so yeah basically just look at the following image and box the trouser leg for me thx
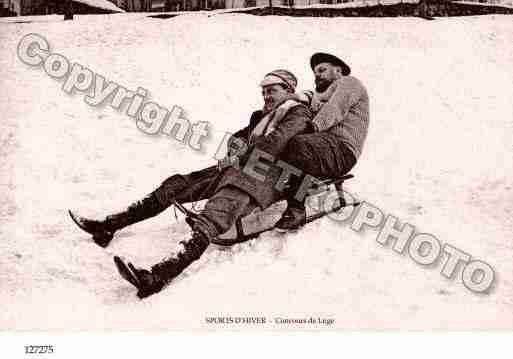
[274,133,356,230]
[281,132,356,180]
[200,186,255,235]
[155,165,221,206]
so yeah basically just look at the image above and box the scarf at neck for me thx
[249,99,301,143]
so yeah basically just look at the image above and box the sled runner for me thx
[174,173,360,246]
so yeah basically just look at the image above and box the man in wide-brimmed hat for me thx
[70,69,313,298]
[274,52,370,230]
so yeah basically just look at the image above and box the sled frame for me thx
[173,173,360,245]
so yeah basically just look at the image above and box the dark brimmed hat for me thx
[310,52,351,76]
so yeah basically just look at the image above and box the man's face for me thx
[262,84,290,112]
[314,62,342,93]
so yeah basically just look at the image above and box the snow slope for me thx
[1,12,512,330]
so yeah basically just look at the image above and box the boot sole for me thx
[113,256,141,288]
[68,210,89,233]
[113,257,164,299]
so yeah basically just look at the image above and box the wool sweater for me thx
[305,76,369,160]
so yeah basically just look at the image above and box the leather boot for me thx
[69,192,167,247]
[114,216,215,298]
[275,174,307,231]
[275,198,306,231]
[69,175,188,247]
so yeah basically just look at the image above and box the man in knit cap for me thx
[274,53,370,230]
[70,69,313,298]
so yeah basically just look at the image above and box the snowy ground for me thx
[1,12,512,331]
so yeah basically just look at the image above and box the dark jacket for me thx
[217,103,312,208]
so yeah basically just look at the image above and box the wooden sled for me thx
[173,174,360,246]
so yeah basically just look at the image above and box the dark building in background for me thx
[1,0,17,16]
[163,0,225,10]
[3,0,123,16]
[110,0,152,11]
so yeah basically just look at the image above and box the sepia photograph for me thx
[1,0,512,347]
